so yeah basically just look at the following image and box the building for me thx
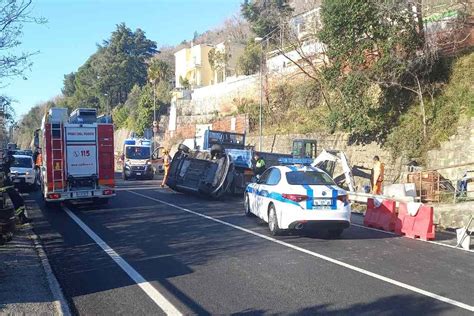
[174,41,246,89]
[174,44,214,89]
[210,41,245,85]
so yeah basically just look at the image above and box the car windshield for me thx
[125,146,150,159]
[286,170,335,185]
[12,157,33,168]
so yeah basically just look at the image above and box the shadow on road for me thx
[233,294,452,315]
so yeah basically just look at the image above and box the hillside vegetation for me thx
[13,0,473,165]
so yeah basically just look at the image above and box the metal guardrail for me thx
[348,191,416,205]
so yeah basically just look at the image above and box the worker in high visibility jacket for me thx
[372,155,384,195]
[35,148,42,168]
[254,153,266,176]
[161,149,171,188]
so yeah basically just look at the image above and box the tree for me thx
[63,23,157,113]
[0,0,45,85]
[241,0,293,40]
[317,0,429,142]
[62,72,76,97]
[147,58,171,86]
[135,84,154,136]
[237,39,262,75]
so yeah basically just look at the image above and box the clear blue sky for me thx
[3,0,242,120]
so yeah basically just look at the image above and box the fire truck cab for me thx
[39,108,115,206]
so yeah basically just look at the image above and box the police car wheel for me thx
[268,205,282,236]
[244,194,253,217]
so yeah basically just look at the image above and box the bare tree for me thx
[0,0,45,85]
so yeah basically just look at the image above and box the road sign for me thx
[152,121,158,127]
[153,127,158,133]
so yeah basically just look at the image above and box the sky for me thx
[3,0,242,120]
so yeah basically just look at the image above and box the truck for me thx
[121,138,155,180]
[38,108,116,206]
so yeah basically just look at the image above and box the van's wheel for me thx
[244,193,253,217]
[268,205,282,236]
[328,228,343,238]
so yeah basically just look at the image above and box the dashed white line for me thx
[128,190,474,313]
[62,206,182,316]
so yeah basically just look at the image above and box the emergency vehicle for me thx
[244,160,351,237]
[122,138,154,180]
[38,108,115,206]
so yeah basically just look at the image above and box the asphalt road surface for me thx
[23,175,474,315]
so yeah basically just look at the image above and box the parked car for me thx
[244,164,351,237]
[10,155,37,190]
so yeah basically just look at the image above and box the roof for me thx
[13,154,33,159]
[274,165,324,173]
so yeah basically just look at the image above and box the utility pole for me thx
[255,37,265,151]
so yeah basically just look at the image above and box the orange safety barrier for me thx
[364,198,397,231]
[397,202,436,241]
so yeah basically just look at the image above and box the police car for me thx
[244,161,351,237]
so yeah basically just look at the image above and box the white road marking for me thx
[62,206,182,316]
[115,186,164,191]
[350,223,474,253]
[128,190,474,312]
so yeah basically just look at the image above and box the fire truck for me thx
[38,108,115,206]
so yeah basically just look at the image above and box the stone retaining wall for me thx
[246,132,403,189]
[434,201,474,229]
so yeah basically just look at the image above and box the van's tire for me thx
[210,144,224,157]
[178,144,190,153]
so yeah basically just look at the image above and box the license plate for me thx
[136,172,142,176]
[313,199,332,206]
[13,179,21,183]
[75,191,90,198]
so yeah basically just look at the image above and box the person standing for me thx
[254,153,266,176]
[161,149,171,188]
[372,155,384,195]
[2,151,31,224]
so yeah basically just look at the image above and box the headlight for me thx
[146,160,152,165]
[26,171,30,175]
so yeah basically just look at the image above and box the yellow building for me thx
[211,41,245,85]
[174,44,214,89]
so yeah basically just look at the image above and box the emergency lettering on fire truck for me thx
[37,108,115,206]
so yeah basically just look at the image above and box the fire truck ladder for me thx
[51,123,65,191]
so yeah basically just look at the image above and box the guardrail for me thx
[348,191,415,205]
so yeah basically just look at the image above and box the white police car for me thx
[244,163,351,237]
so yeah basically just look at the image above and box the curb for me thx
[27,225,71,316]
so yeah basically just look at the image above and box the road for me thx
[23,175,474,315]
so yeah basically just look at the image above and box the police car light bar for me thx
[278,157,314,165]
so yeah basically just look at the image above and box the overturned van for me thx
[166,144,234,199]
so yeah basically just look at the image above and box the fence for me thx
[407,162,474,204]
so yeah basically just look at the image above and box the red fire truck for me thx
[38,108,115,206]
